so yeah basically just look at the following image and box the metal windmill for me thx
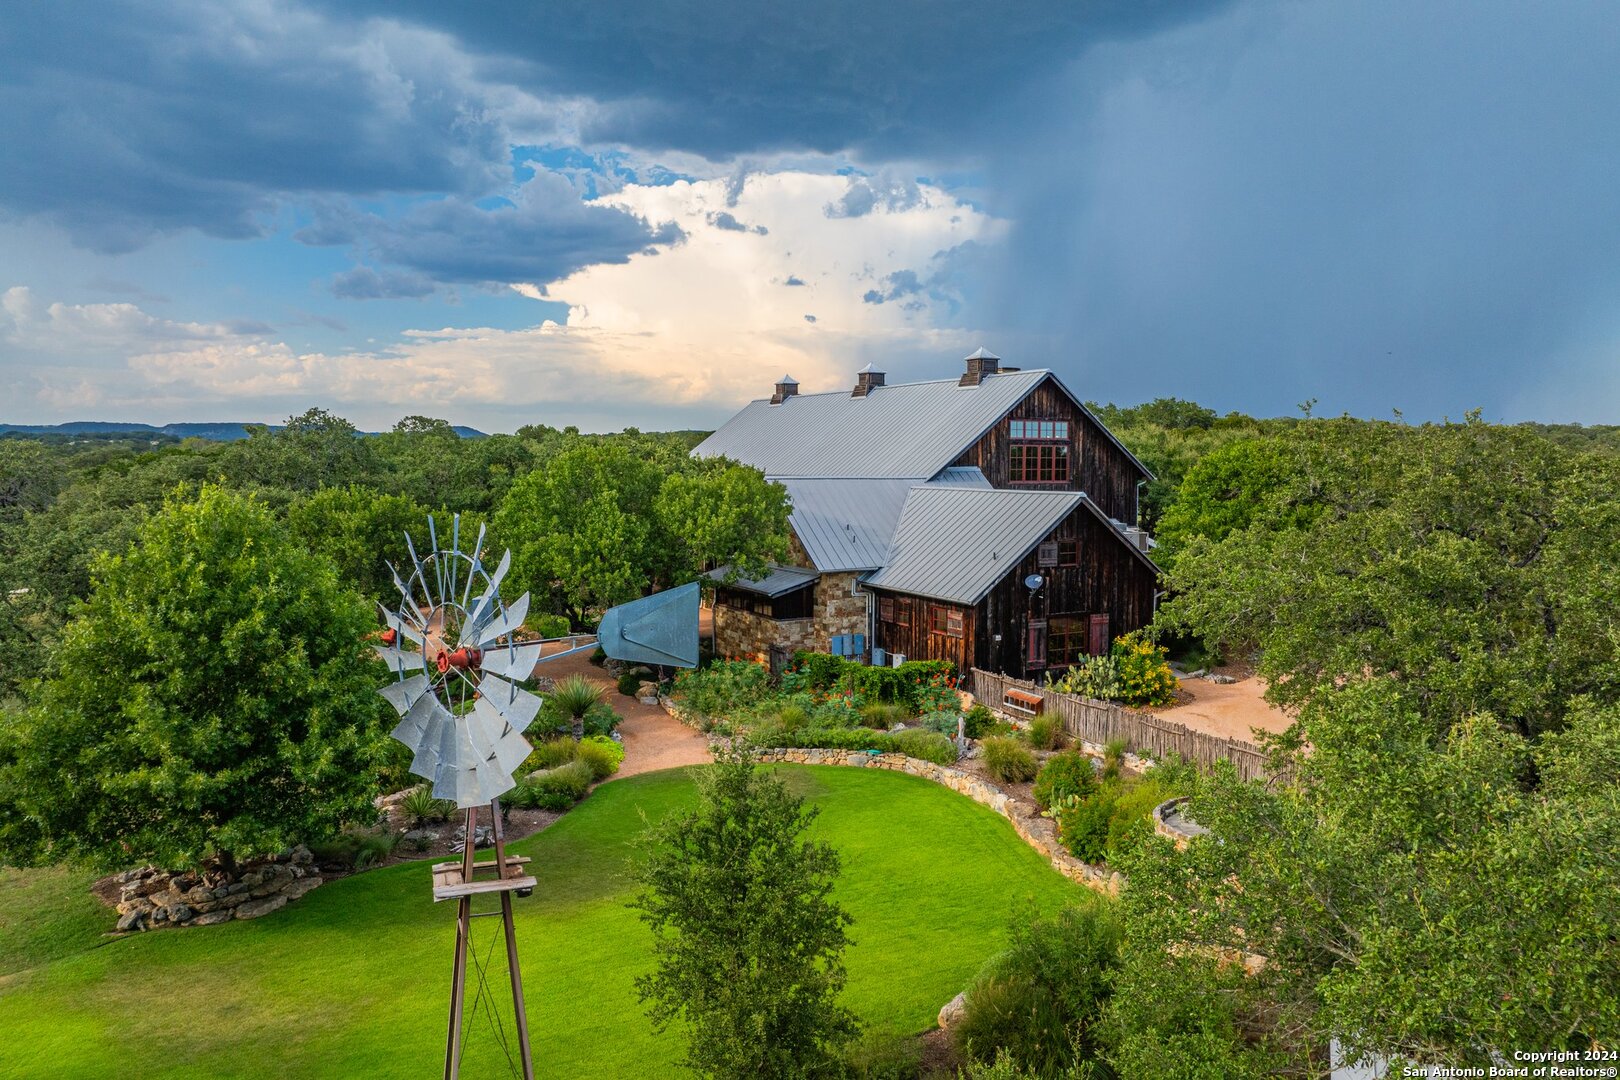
[374,514,702,1079]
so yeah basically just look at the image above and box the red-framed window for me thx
[1009,419,1071,485]
[928,605,964,639]
[1048,615,1086,667]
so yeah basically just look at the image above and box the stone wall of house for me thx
[755,747,1122,896]
[712,572,870,663]
[112,847,323,931]
[814,571,869,645]
[712,606,817,663]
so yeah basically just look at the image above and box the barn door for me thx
[1027,618,1047,670]
[1087,614,1110,657]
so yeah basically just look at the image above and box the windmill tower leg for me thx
[444,807,477,1080]
[489,801,535,1080]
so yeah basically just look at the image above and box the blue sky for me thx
[2,0,1617,432]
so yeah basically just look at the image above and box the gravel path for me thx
[532,642,712,779]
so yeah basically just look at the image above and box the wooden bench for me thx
[1003,688,1044,716]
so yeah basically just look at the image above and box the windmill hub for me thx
[436,647,483,674]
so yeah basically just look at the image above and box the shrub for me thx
[981,736,1038,784]
[314,827,402,870]
[841,1032,922,1079]
[617,670,646,697]
[809,696,863,728]
[920,709,963,735]
[1056,786,1118,863]
[890,729,959,765]
[576,735,625,780]
[589,646,606,666]
[672,659,771,725]
[750,726,895,753]
[512,759,596,811]
[533,613,571,639]
[400,786,454,828]
[1032,752,1097,810]
[545,759,595,799]
[1027,713,1064,751]
[581,700,622,737]
[1112,631,1178,707]
[953,905,1121,1075]
[521,737,577,774]
[784,653,955,712]
[860,701,911,729]
[1102,738,1128,782]
[963,703,996,739]
[353,829,403,869]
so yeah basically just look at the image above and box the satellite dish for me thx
[375,515,542,810]
[1024,574,1044,591]
[597,581,701,668]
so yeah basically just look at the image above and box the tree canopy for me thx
[0,485,389,872]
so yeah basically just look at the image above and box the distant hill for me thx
[0,421,488,441]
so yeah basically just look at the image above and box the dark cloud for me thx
[709,211,767,234]
[330,267,437,300]
[314,0,1228,159]
[985,0,1620,421]
[783,276,807,287]
[298,173,683,286]
[0,0,510,252]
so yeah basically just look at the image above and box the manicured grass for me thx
[0,765,1086,1079]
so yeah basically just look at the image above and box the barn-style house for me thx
[692,350,1159,680]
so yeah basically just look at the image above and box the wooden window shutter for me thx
[1038,541,1058,567]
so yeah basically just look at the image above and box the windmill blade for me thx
[462,549,512,640]
[476,672,543,733]
[478,641,542,681]
[458,523,486,611]
[379,606,426,648]
[379,672,431,716]
[388,562,414,609]
[467,708,532,779]
[391,694,456,782]
[472,699,535,772]
[372,644,426,675]
[469,593,530,649]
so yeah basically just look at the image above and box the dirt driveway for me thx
[532,641,711,778]
[1148,666,1294,743]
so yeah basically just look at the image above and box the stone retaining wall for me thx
[112,847,323,932]
[756,747,1121,896]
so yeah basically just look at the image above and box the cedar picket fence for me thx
[967,668,1274,783]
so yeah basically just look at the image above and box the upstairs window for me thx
[1009,418,1070,484]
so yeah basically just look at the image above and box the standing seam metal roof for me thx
[693,368,1153,481]
[693,370,1050,478]
[778,477,918,571]
[864,488,1084,605]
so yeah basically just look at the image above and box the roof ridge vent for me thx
[959,347,1001,387]
[852,363,885,398]
[770,374,799,405]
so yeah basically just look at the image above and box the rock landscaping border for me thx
[755,747,1122,896]
[111,846,322,932]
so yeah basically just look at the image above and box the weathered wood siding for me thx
[870,595,976,673]
[872,502,1155,679]
[950,374,1144,524]
[972,502,1156,680]
[970,669,1273,782]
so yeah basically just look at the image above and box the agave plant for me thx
[550,673,606,741]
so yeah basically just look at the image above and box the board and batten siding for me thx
[949,375,1143,525]
[872,501,1155,679]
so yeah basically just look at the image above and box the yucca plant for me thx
[550,674,606,741]
[400,786,453,828]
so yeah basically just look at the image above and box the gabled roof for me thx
[693,368,1153,481]
[864,487,1157,605]
[780,468,995,573]
[704,563,819,598]
[779,478,917,572]
[694,369,1049,478]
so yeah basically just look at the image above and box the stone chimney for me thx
[769,375,799,405]
[851,362,885,397]
[959,346,1002,387]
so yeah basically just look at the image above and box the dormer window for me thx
[1009,419,1070,484]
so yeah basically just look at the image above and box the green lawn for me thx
[0,765,1086,1079]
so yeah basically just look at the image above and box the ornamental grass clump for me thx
[1027,713,1065,750]
[890,729,959,765]
[575,735,625,780]
[981,736,1038,784]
